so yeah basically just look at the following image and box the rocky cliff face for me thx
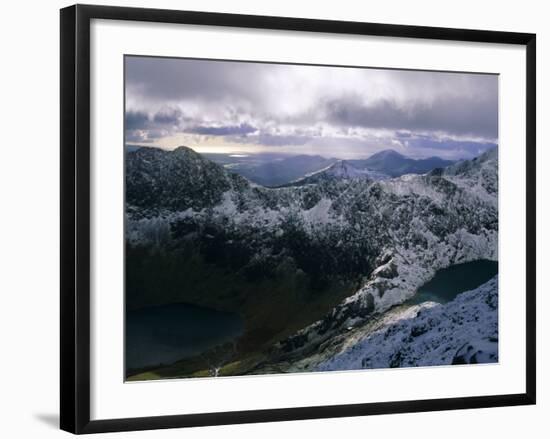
[126,146,498,355]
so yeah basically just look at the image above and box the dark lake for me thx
[126,303,243,371]
[406,260,498,305]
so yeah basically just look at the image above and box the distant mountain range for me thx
[230,149,456,186]
[126,145,457,187]
[269,149,456,186]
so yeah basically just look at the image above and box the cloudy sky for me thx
[125,56,498,159]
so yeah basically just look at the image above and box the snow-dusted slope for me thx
[317,276,498,370]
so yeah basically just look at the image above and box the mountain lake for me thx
[126,303,244,371]
[406,260,498,305]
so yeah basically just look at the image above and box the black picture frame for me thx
[60,4,536,434]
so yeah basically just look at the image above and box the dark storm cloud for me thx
[125,56,267,102]
[186,123,257,136]
[322,93,498,139]
[153,108,182,125]
[126,107,187,143]
[126,109,177,143]
[125,56,499,157]
[125,110,149,130]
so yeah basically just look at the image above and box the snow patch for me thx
[317,276,498,370]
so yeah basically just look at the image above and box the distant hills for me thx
[126,144,143,153]
[227,154,337,187]
[350,149,455,178]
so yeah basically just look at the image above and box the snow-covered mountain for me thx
[126,146,249,214]
[289,160,389,185]
[126,146,498,359]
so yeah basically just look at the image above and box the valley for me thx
[125,146,498,380]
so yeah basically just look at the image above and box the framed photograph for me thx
[60,4,536,434]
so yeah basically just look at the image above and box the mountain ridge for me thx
[126,145,461,186]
